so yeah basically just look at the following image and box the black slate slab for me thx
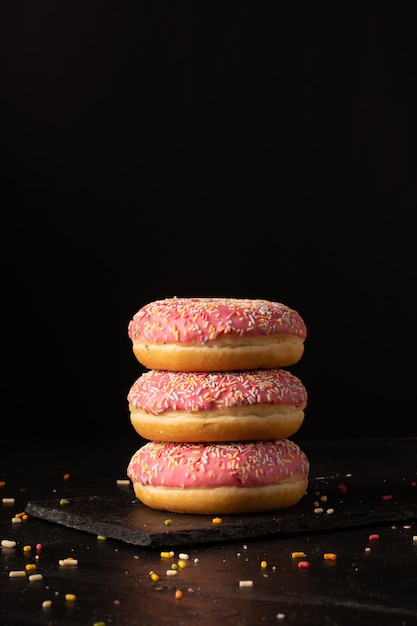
[26,470,417,547]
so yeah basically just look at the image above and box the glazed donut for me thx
[128,297,307,371]
[127,439,310,515]
[128,368,307,442]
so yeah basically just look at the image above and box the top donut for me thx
[128,297,307,371]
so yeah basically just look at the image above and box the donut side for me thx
[130,481,308,515]
[129,405,305,442]
[131,334,305,371]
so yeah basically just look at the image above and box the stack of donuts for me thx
[126,297,310,515]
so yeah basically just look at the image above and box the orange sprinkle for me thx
[175,589,183,599]
[63,473,70,480]
[212,517,223,525]
[323,553,337,561]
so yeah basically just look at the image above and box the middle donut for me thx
[128,368,307,443]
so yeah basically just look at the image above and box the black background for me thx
[1,2,416,441]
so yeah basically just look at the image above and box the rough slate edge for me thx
[26,476,417,548]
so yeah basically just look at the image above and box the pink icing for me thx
[127,439,309,488]
[128,297,307,344]
[128,369,307,415]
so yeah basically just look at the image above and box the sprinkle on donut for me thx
[128,369,307,415]
[128,297,307,344]
[127,439,309,489]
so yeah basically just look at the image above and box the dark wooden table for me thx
[1,438,416,625]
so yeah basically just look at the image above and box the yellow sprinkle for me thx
[177,560,187,569]
[65,594,76,602]
[160,551,175,558]
[260,560,267,569]
[150,572,159,582]
[212,517,223,525]
[175,589,183,599]
[291,551,306,559]
[23,545,32,553]
[324,553,337,560]
[25,563,37,571]
[60,499,69,506]
[97,535,107,541]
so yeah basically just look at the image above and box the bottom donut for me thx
[127,439,309,515]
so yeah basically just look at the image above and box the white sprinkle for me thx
[59,558,78,566]
[326,508,335,515]
[2,498,15,504]
[178,553,189,560]
[1,539,17,548]
[42,600,52,609]
[28,573,44,582]
[314,507,324,514]
[9,570,26,578]
[11,517,23,524]
[277,612,285,619]
[166,569,178,576]
[239,580,253,587]
[116,479,130,485]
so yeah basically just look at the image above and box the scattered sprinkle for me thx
[381,494,392,501]
[97,535,107,541]
[164,519,172,526]
[63,473,70,480]
[297,561,310,569]
[175,589,183,599]
[1,539,17,548]
[369,534,380,542]
[11,517,23,524]
[60,499,69,506]
[261,560,268,569]
[9,570,26,578]
[239,580,254,587]
[65,593,76,602]
[2,497,15,504]
[160,551,175,559]
[291,551,306,559]
[59,558,78,566]
[116,479,130,485]
[212,517,223,525]
[179,552,189,560]
[323,553,337,561]
[25,563,37,571]
[28,573,43,581]
[150,572,159,582]
[42,600,52,610]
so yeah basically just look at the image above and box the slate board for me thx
[26,471,417,547]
